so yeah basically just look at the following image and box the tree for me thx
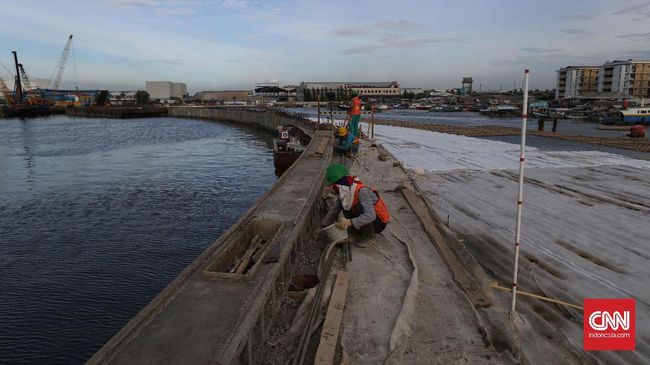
[303,88,311,101]
[135,90,150,105]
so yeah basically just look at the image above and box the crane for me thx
[50,34,73,90]
[0,76,15,105]
[12,50,23,102]
[18,64,32,91]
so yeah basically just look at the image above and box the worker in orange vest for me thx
[345,90,362,138]
[323,163,390,247]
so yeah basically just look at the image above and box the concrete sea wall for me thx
[88,108,332,364]
[169,106,312,133]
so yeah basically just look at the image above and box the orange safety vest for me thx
[350,96,362,116]
[351,183,390,224]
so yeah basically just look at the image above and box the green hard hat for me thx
[350,90,358,97]
[325,163,349,185]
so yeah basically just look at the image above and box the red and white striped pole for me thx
[511,69,529,313]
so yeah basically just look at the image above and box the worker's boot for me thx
[355,224,376,248]
[356,235,375,248]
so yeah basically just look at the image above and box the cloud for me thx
[521,47,563,53]
[105,0,159,6]
[220,0,248,8]
[611,1,650,15]
[489,51,602,68]
[334,17,466,56]
[332,19,421,36]
[339,45,379,55]
[561,28,588,34]
[616,32,650,42]
[144,59,186,65]
[374,20,422,29]
[332,26,368,36]
[156,7,195,15]
[340,36,465,55]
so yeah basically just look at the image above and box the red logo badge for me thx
[584,298,635,351]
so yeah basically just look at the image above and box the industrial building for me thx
[296,81,400,101]
[193,90,252,103]
[597,60,650,98]
[145,81,187,100]
[555,66,599,99]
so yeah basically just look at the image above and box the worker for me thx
[335,126,359,156]
[345,90,362,138]
[323,163,390,247]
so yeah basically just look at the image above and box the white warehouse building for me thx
[145,81,187,100]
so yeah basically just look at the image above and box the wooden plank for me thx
[314,271,350,365]
[234,235,261,274]
[401,187,492,308]
[310,137,330,158]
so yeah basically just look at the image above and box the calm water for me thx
[0,115,275,364]
[291,108,628,138]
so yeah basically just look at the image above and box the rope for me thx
[490,282,583,310]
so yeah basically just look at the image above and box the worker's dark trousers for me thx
[344,211,387,235]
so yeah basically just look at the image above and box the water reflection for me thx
[0,115,275,364]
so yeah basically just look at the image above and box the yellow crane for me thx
[0,76,15,106]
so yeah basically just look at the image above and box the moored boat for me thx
[479,104,520,117]
[601,107,650,125]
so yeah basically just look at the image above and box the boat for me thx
[272,125,310,176]
[430,105,461,112]
[375,103,389,110]
[1,104,64,118]
[479,104,520,117]
[601,107,650,125]
[414,105,432,111]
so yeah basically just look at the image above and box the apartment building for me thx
[597,60,650,98]
[555,66,599,99]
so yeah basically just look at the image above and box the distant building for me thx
[282,85,298,99]
[461,77,473,96]
[597,60,650,98]
[253,83,289,100]
[555,66,599,99]
[145,81,187,100]
[297,81,400,101]
[194,90,252,103]
[401,88,424,95]
[109,91,137,104]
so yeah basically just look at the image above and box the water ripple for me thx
[0,115,275,364]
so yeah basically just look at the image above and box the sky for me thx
[0,0,649,93]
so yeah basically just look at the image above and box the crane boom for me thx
[18,64,32,91]
[51,34,73,90]
[12,51,23,102]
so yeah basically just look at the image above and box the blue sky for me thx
[0,0,649,92]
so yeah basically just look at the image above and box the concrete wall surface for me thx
[169,106,314,134]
